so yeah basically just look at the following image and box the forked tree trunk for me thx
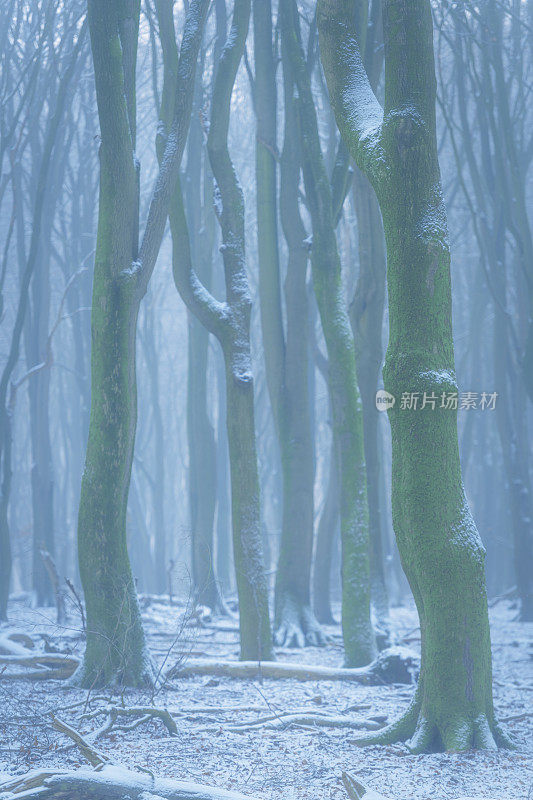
[318,0,513,750]
[160,0,273,660]
[77,0,208,687]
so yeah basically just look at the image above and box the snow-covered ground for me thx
[0,598,531,800]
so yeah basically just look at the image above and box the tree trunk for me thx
[185,84,221,613]
[312,431,339,625]
[350,169,388,628]
[76,0,152,688]
[318,0,512,750]
[165,0,273,660]
[215,346,233,596]
[283,0,375,667]
[77,0,208,686]
[253,0,320,648]
[25,168,56,607]
[0,413,12,621]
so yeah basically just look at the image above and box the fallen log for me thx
[168,647,419,685]
[0,769,504,800]
[0,635,35,657]
[0,653,79,680]
[0,765,264,800]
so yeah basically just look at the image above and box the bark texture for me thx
[77,0,208,687]
[163,0,273,660]
[282,0,375,666]
[318,0,513,750]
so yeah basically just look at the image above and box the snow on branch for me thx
[317,0,385,186]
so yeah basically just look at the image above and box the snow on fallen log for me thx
[0,765,264,800]
[168,647,419,685]
[0,652,79,680]
[0,768,503,800]
[199,711,385,732]
[0,634,35,657]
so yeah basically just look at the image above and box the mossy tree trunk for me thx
[77,0,208,688]
[282,0,375,667]
[318,0,513,750]
[159,0,273,661]
[254,0,322,647]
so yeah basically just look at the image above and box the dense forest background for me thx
[1,0,531,614]
[0,0,532,794]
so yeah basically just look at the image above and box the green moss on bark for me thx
[318,0,514,750]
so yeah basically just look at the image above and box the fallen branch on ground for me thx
[79,704,178,740]
[168,647,419,685]
[501,711,533,722]
[50,716,108,767]
[0,765,263,800]
[199,710,385,732]
[342,773,390,800]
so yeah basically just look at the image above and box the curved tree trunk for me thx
[186,87,221,613]
[164,0,273,661]
[282,0,375,667]
[318,0,512,751]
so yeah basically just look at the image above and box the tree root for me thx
[168,647,418,685]
[0,765,263,800]
[274,597,325,647]
[348,688,517,753]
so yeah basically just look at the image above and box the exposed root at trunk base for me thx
[274,596,325,647]
[349,689,517,753]
[69,650,158,691]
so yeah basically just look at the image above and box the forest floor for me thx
[0,596,531,800]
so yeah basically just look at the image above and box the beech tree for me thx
[282,0,376,667]
[318,0,513,749]
[158,0,274,661]
[76,0,209,687]
[253,0,322,648]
